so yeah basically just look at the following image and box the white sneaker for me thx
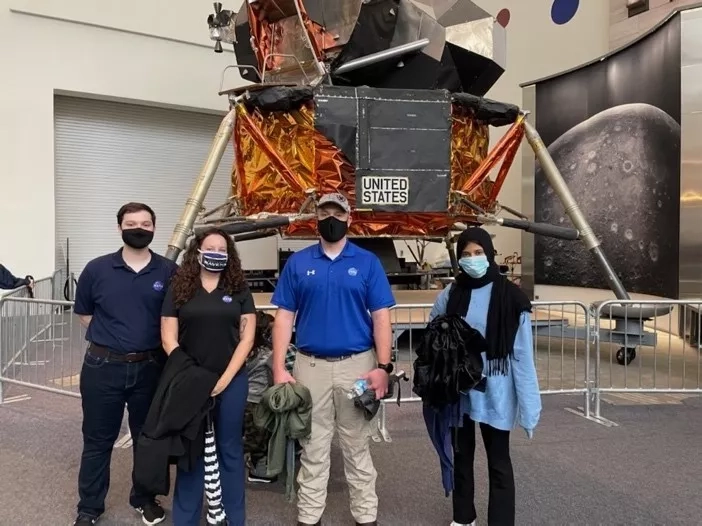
[450,522,476,526]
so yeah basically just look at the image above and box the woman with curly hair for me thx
[161,227,256,526]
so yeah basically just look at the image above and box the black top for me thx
[74,249,178,353]
[161,282,256,376]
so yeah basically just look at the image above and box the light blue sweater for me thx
[428,282,542,432]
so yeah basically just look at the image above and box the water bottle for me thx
[347,379,368,399]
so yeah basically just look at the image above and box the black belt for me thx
[297,349,366,362]
[88,343,159,363]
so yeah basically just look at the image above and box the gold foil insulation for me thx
[232,102,522,238]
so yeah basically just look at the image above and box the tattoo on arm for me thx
[239,317,248,336]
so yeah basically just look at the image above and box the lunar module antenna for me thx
[207,2,237,54]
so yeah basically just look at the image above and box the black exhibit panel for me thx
[533,14,682,298]
[315,86,452,213]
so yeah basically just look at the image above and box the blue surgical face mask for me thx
[458,255,490,279]
[198,250,228,272]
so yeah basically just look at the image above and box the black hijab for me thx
[445,227,532,375]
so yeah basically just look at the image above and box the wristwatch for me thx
[377,362,394,374]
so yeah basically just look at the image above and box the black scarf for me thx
[445,228,532,376]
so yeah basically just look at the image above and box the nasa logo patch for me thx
[222,295,233,304]
[348,267,358,277]
[152,281,164,292]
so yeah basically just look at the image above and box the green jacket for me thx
[254,382,312,499]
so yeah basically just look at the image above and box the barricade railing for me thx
[0,274,64,402]
[592,299,702,419]
[2,296,700,426]
[0,297,82,402]
[0,274,54,300]
[385,300,591,400]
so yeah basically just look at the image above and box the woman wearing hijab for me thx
[428,227,542,526]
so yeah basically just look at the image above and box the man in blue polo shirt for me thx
[72,202,178,526]
[271,192,396,526]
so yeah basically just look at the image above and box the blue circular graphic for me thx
[551,0,579,25]
[222,295,233,303]
[152,281,164,292]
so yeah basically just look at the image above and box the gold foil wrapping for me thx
[232,102,522,238]
[245,0,327,80]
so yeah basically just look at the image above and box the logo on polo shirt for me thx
[348,267,358,277]
[306,270,316,276]
[222,295,233,303]
[152,281,164,292]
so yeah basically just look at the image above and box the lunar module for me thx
[165,0,631,306]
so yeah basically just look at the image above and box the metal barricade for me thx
[0,297,83,402]
[0,275,63,401]
[5,295,701,430]
[592,299,702,419]
[378,300,592,439]
[388,300,591,398]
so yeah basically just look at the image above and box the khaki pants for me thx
[293,350,378,524]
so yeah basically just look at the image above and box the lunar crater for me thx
[534,103,681,297]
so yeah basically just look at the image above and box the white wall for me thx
[610,0,700,49]
[0,0,246,278]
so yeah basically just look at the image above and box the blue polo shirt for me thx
[74,249,178,353]
[271,241,396,357]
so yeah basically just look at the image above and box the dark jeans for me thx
[173,370,248,526]
[452,417,515,526]
[77,350,162,518]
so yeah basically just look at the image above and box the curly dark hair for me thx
[170,227,247,307]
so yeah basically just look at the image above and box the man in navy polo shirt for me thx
[271,192,396,526]
[72,202,178,526]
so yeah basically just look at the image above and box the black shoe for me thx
[248,471,278,483]
[135,501,166,525]
[73,514,98,526]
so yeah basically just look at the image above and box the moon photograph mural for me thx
[532,15,682,298]
[535,103,681,297]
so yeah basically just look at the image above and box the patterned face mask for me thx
[198,250,228,272]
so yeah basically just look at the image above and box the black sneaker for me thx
[73,514,98,526]
[248,470,278,483]
[135,501,166,525]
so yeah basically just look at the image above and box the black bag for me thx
[412,314,488,410]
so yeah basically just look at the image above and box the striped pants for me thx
[172,370,248,526]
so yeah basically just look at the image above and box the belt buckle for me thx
[329,354,349,362]
[124,352,141,363]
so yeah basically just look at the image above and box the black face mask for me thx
[318,217,348,243]
[121,228,154,249]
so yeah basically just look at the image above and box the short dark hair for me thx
[117,202,156,226]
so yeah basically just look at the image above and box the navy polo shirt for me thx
[271,241,396,357]
[74,249,178,353]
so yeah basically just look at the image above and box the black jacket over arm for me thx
[134,347,219,497]
[0,264,30,290]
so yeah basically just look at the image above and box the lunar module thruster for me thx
[165,0,631,308]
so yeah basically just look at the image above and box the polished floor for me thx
[0,386,700,526]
